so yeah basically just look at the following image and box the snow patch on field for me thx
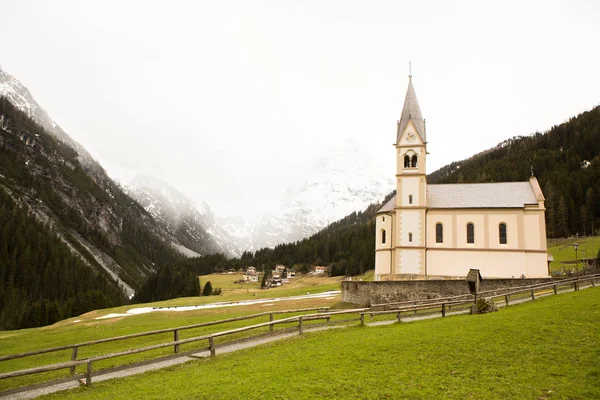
[94,291,341,320]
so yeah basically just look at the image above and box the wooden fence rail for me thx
[371,292,474,309]
[0,306,330,364]
[0,308,363,390]
[483,275,598,303]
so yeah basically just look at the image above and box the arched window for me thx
[404,155,410,168]
[408,195,413,204]
[408,232,413,242]
[499,223,507,244]
[436,223,443,243]
[381,229,386,244]
[411,155,418,167]
[467,223,474,244]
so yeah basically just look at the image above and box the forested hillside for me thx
[0,188,125,329]
[429,106,600,237]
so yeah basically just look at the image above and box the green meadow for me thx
[38,287,600,400]
[547,235,600,273]
[0,273,346,391]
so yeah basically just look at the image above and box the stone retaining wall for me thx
[341,278,559,307]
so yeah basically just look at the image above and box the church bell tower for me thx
[394,73,427,275]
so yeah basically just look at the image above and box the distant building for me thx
[313,266,327,274]
[269,276,282,287]
[375,75,548,280]
[243,267,259,283]
[275,265,286,272]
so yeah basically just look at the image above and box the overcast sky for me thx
[1,0,599,217]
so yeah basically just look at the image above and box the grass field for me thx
[0,272,349,391]
[547,235,600,273]
[38,287,600,400]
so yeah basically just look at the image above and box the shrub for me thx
[476,297,498,314]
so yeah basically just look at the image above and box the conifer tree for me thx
[557,196,569,238]
[585,188,595,229]
[202,281,213,296]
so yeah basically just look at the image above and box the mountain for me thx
[0,67,211,329]
[126,175,240,257]
[221,139,395,250]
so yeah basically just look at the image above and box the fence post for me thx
[553,285,557,295]
[208,336,216,357]
[505,294,509,306]
[575,278,580,291]
[396,312,402,323]
[269,313,274,332]
[298,316,304,334]
[85,360,93,385]
[441,303,446,318]
[360,313,365,325]
[70,347,78,375]
[531,289,535,300]
[413,301,417,314]
[591,278,595,287]
[173,330,179,354]
[326,315,331,324]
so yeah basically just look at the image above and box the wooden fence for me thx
[1,274,598,396]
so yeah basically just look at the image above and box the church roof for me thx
[397,78,426,143]
[427,182,539,208]
[377,181,540,213]
[378,195,396,213]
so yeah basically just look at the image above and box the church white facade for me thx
[375,76,549,280]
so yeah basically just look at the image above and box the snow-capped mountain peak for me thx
[221,139,394,250]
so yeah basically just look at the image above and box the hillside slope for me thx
[0,186,125,330]
[126,175,239,258]
[0,97,183,294]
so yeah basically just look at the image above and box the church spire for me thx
[396,73,425,144]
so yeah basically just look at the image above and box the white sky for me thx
[1,0,599,217]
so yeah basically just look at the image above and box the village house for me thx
[313,266,327,275]
[243,267,259,283]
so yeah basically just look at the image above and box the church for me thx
[375,75,549,280]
